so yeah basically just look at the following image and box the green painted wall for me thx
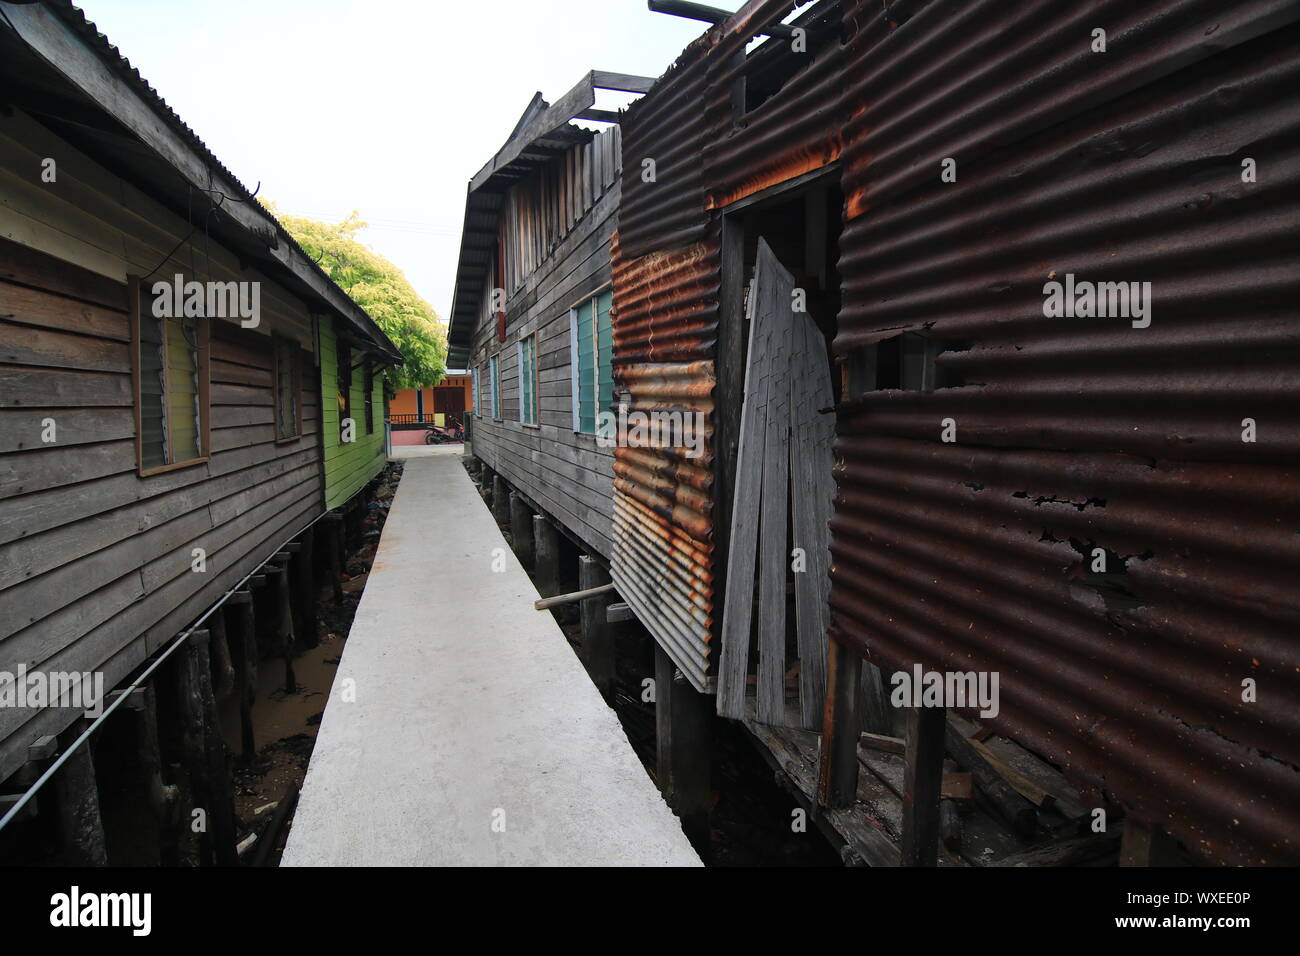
[319,316,388,511]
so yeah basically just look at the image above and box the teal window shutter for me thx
[576,298,596,433]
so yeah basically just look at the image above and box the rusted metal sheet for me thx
[618,31,717,258]
[610,231,720,363]
[702,0,844,209]
[829,0,1300,864]
[609,364,718,689]
[610,232,720,691]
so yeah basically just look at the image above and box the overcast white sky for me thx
[79,0,708,322]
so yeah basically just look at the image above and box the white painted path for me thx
[283,450,700,866]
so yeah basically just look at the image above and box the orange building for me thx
[389,373,474,426]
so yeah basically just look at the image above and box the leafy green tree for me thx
[268,205,447,390]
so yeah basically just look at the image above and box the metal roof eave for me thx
[1,1,404,365]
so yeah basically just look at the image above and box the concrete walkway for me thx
[283,450,700,866]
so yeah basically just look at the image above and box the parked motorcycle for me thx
[424,418,465,444]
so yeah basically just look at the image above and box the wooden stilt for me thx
[655,644,711,853]
[120,683,179,866]
[208,603,235,701]
[269,555,297,694]
[578,556,615,694]
[491,476,510,527]
[817,638,863,808]
[228,591,258,763]
[509,492,533,569]
[532,515,561,598]
[295,527,318,648]
[900,705,946,866]
[324,514,344,603]
[175,629,239,866]
[52,735,108,866]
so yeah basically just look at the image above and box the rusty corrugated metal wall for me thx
[613,0,1300,863]
[612,1,849,691]
[610,231,720,689]
[830,0,1300,864]
[702,0,844,210]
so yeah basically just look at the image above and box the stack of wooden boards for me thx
[718,241,835,730]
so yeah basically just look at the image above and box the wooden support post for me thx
[900,705,947,866]
[655,644,711,852]
[324,514,344,603]
[578,556,615,694]
[133,682,180,866]
[509,493,533,569]
[175,629,239,866]
[817,638,863,808]
[269,556,297,694]
[861,662,892,736]
[940,758,962,852]
[533,515,561,598]
[52,736,108,866]
[207,601,235,701]
[491,476,510,527]
[228,591,258,763]
[294,527,318,648]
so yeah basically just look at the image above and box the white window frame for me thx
[517,333,539,427]
[488,353,501,420]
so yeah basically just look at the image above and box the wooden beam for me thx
[590,70,656,94]
[534,580,616,611]
[576,107,623,124]
[900,706,946,866]
[944,720,1038,839]
[817,638,862,808]
[646,0,795,39]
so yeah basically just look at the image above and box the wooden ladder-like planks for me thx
[718,239,833,729]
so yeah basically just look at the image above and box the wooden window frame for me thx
[272,333,303,444]
[518,331,540,428]
[337,338,353,443]
[129,276,211,477]
[364,362,375,435]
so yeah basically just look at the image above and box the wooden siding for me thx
[470,128,621,559]
[0,250,321,784]
[319,316,387,511]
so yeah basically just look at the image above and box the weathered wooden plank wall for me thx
[0,108,325,783]
[470,127,622,558]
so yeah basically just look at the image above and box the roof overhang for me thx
[0,1,403,364]
[446,70,651,367]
